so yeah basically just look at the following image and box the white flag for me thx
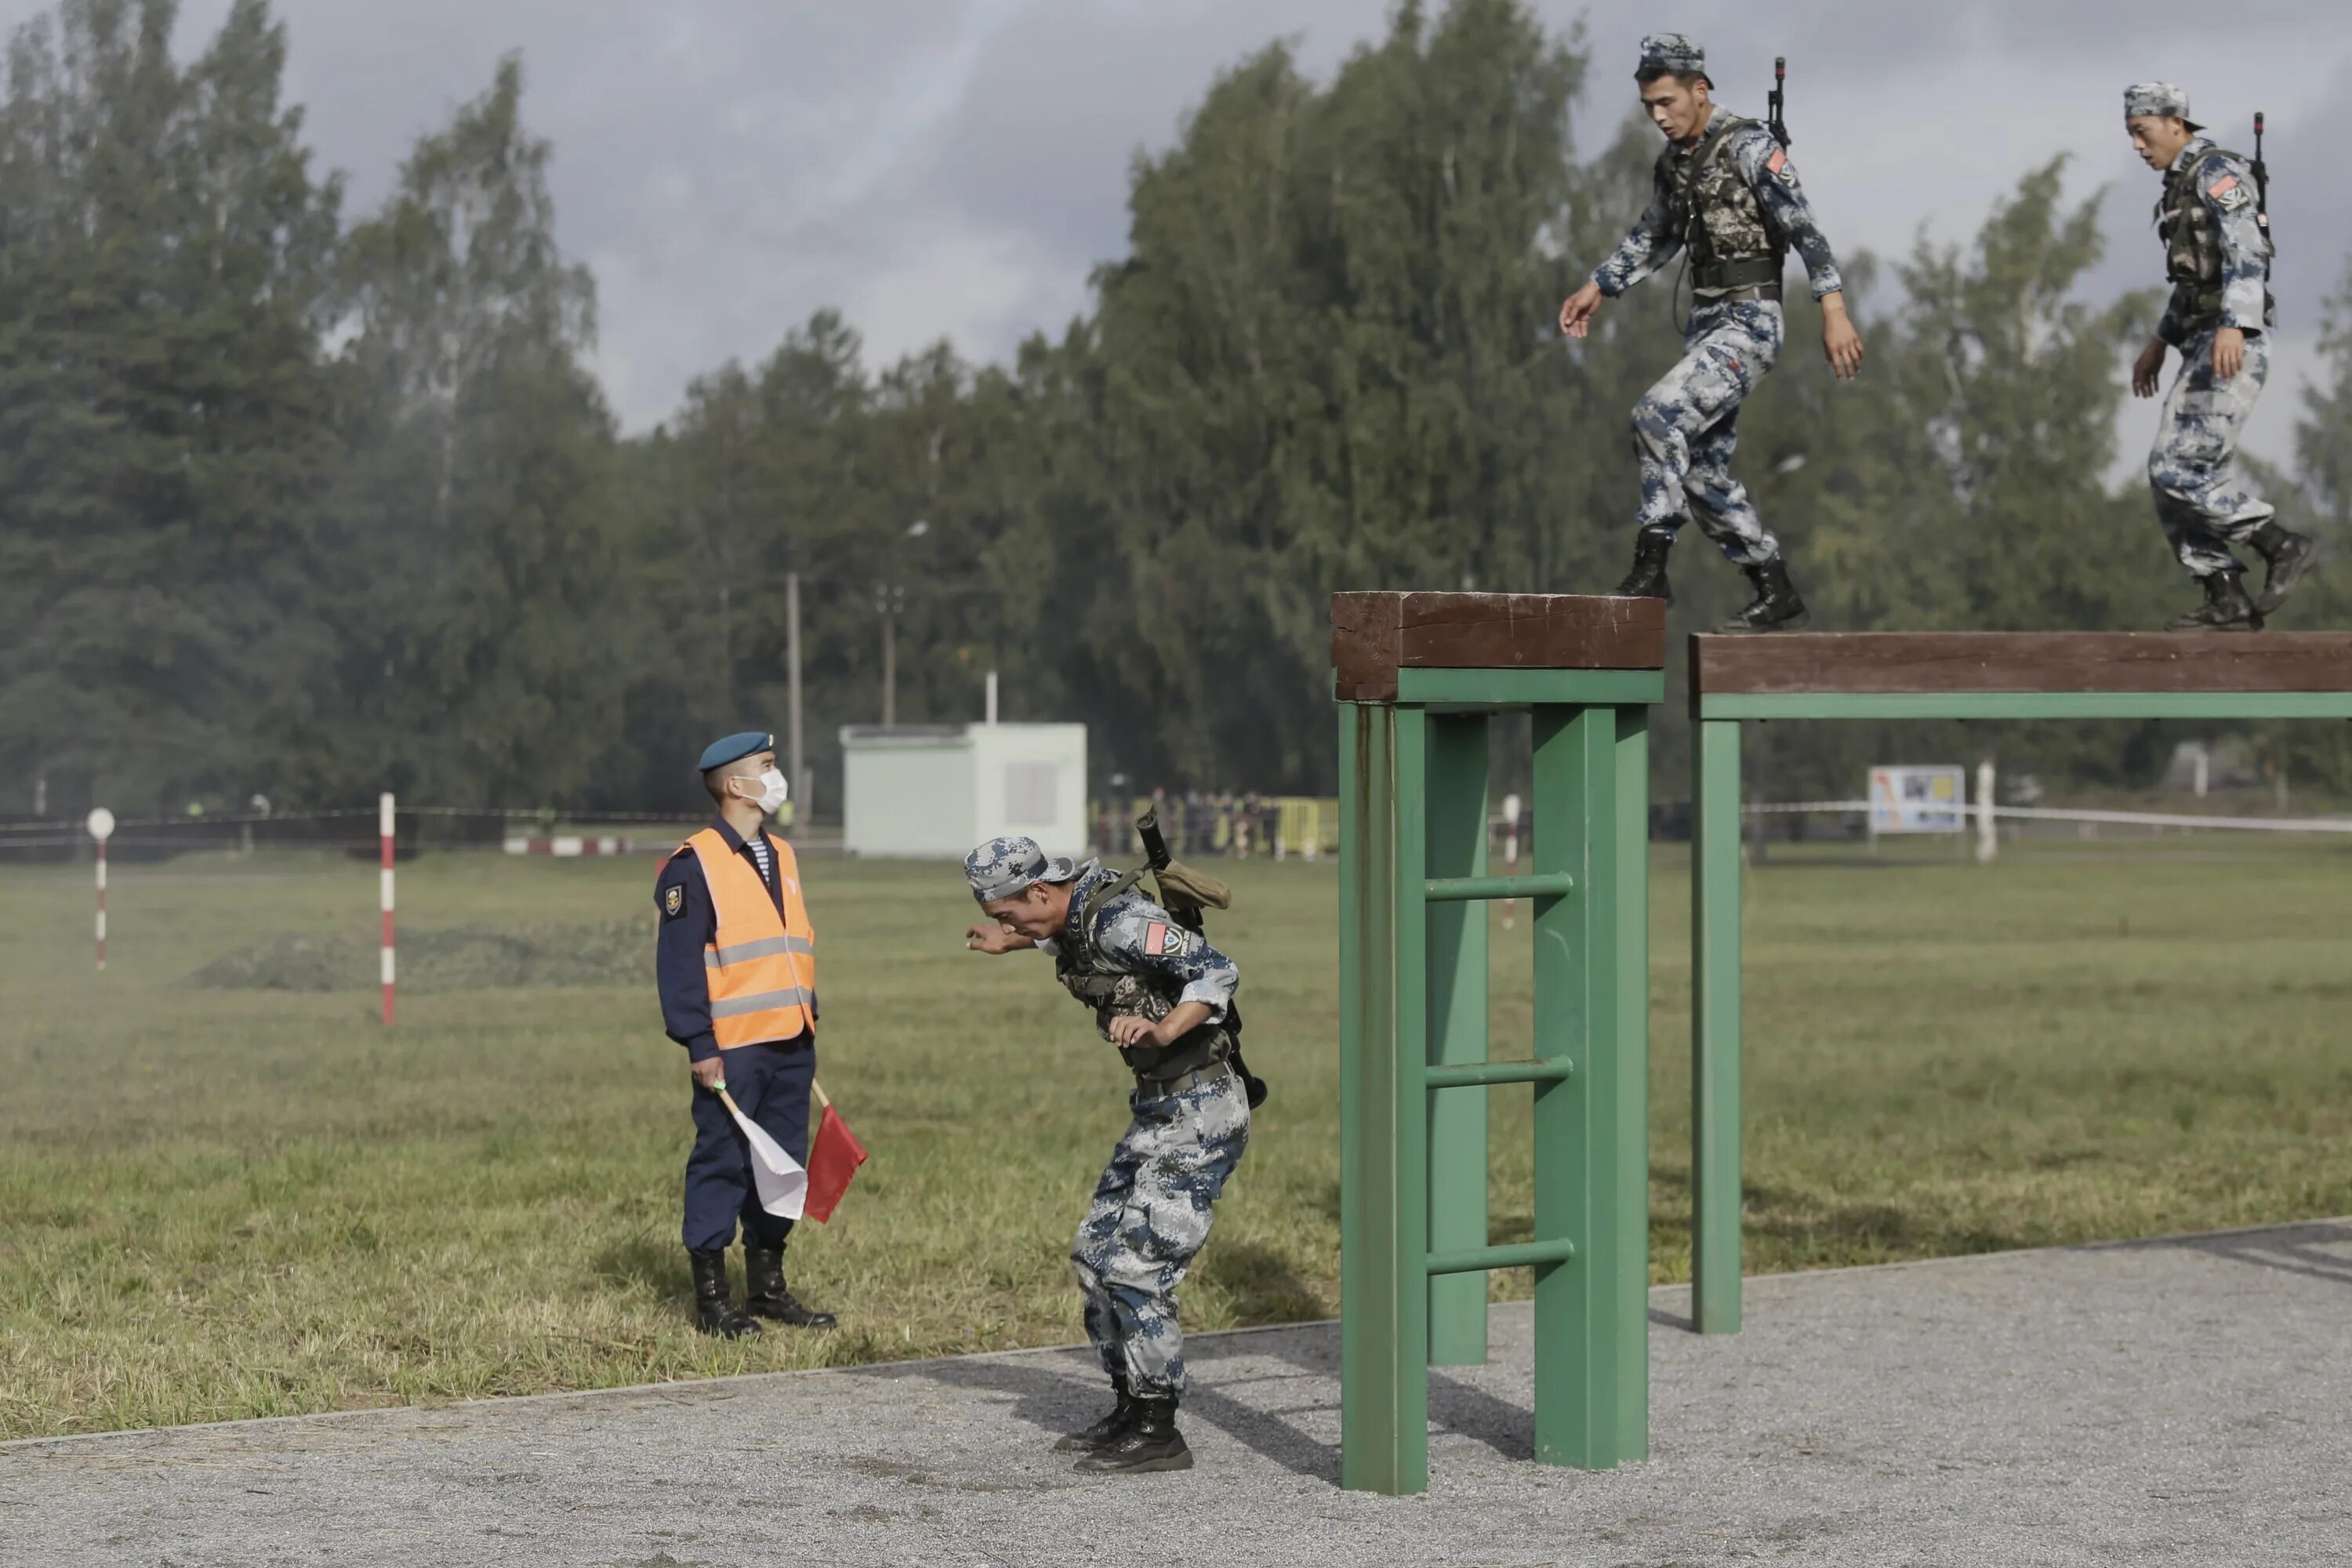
[724,1093,807,1220]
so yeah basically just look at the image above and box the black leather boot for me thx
[1072,1395,1192,1474]
[743,1244,837,1329]
[1613,529,1675,601]
[1717,556,1809,633]
[2249,521,2317,614]
[689,1248,761,1339]
[1054,1374,1136,1454]
[2167,569,2263,631]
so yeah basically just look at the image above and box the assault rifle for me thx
[2252,111,2273,273]
[1136,805,1265,1109]
[1769,56,1791,150]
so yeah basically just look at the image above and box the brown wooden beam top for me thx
[1690,631,2352,699]
[1333,591,1666,702]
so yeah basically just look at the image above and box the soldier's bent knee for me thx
[2148,456,2202,503]
[1632,401,1678,453]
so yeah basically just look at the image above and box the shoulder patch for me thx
[2209,174,2250,212]
[663,884,686,919]
[1766,146,1790,182]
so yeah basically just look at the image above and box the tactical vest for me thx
[1054,868,1236,1082]
[670,829,817,1049]
[1662,113,1784,299]
[2157,146,2275,332]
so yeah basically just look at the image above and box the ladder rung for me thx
[1425,1056,1573,1089]
[1425,1238,1577,1276]
[1423,872,1574,902]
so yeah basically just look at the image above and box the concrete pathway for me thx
[4,1220,2348,1566]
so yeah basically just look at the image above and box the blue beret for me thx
[697,731,775,772]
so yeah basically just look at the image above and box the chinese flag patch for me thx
[1767,147,1787,176]
[1145,921,1167,956]
[2208,174,2238,198]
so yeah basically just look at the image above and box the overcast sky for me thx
[13,0,2350,466]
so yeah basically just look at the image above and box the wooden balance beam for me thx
[1684,630,2352,1337]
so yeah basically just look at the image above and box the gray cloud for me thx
[5,0,2347,466]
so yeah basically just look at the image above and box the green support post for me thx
[1690,717,1742,1334]
[1528,704,1645,1468]
[1334,590,1666,1494]
[1612,706,1652,1456]
[1528,706,1588,1466]
[1425,713,1490,1367]
[1339,701,1428,1495]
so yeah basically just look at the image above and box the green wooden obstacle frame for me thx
[1333,591,1666,1495]
[1687,630,2352,1336]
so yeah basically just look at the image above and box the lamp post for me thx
[877,583,904,725]
[879,519,930,726]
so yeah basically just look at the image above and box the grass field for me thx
[4,837,2350,1441]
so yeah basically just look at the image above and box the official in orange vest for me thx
[655,731,836,1338]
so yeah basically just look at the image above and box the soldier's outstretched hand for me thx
[2132,338,2168,398]
[1820,296,1864,379]
[1559,281,1604,339]
[965,922,1030,955]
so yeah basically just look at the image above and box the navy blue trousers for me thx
[684,1038,815,1252]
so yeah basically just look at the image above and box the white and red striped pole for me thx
[87,808,115,969]
[379,792,396,1025]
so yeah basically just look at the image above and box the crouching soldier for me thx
[963,835,1250,1475]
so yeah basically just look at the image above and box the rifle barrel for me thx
[1135,808,1171,873]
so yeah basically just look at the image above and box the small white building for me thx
[839,722,1088,860]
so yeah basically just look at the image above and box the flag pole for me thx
[812,1080,833,1111]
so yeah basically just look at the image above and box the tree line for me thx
[5,0,2352,823]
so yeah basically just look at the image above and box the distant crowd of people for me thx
[1094,790,1316,861]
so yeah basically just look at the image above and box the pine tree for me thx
[0,0,343,815]
[329,55,633,807]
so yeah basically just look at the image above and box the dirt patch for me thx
[187,920,648,993]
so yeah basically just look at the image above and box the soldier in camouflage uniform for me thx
[963,834,1249,1475]
[2125,82,2315,630]
[1561,34,1865,633]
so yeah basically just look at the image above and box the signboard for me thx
[1868,765,1965,834]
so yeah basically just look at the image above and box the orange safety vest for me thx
[673,827,816,1050]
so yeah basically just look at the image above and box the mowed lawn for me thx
[4,838,2350,1439]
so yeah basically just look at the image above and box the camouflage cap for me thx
[2124,82,2204,132]
[964,835,1079,902]
[1638,34,1707,78]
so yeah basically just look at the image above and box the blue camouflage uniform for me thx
[965,836,1248,1403]
[2136,82,2278,579]
[1593,103,1846,567]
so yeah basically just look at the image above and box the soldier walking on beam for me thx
[1562,34,1864,634]
[2125,83,2315,630]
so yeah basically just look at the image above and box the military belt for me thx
[1136,1060,1236,1098]
[1693,255,1784,300]
[1693,281,1784,303]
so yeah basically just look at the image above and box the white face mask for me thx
[736,768,789,815]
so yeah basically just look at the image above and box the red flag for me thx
[804,1103,868,1223]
